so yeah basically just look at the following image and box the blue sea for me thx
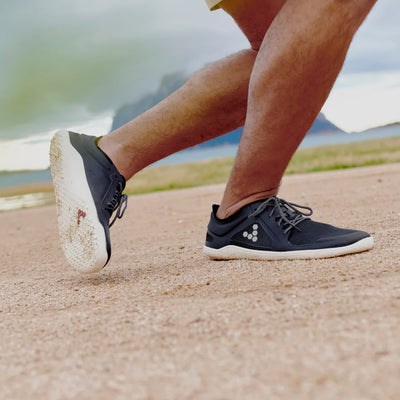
[1,125,399,191]
[153,125,400,167]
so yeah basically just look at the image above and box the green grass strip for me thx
[124,136,400,195]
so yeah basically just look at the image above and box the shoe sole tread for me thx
[50,130,108,273]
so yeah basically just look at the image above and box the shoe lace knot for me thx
[106,180,128,227]
[249,197,313,234]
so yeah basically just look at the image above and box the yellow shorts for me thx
[205,0,223,11]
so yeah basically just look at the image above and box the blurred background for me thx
[0,0,399,171]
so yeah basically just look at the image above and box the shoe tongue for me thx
[276,206,310,240]
[284,208,298,220]
[269,202,295,220]
[249,199,271,213]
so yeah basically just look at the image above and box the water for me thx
[153,125,400,166]
[0,125,399,211]
[0,192,54,212]
[0,169,52,189]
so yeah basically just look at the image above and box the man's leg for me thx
[216,0,377,218]
[98,0,286,180]
[98,50,255,179]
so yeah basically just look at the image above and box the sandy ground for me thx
[0,164,399,400]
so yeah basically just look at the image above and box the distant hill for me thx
[308,113,343,134]
[111,72,344,149]
[111,72,187,131]
[362,122,400,133]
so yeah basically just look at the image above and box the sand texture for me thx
[1,164,400,400]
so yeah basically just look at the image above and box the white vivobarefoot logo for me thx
[243,224,259,243]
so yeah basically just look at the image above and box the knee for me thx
[221,0,286,51]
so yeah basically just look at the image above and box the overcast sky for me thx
[0,0,399,169]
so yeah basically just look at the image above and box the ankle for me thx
[97,136,133,180]
[216,189,278,219]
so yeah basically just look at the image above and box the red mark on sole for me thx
[77,209,87,226]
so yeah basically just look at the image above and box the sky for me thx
[0,0,399,170]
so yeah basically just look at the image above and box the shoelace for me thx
[249,197,313,234]
[106,181,128,227]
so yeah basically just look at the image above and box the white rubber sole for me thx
[50,130,108,273]
[204,236,374,260]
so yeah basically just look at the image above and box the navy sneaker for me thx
[204,197,373,260]
[50,130,128,273]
